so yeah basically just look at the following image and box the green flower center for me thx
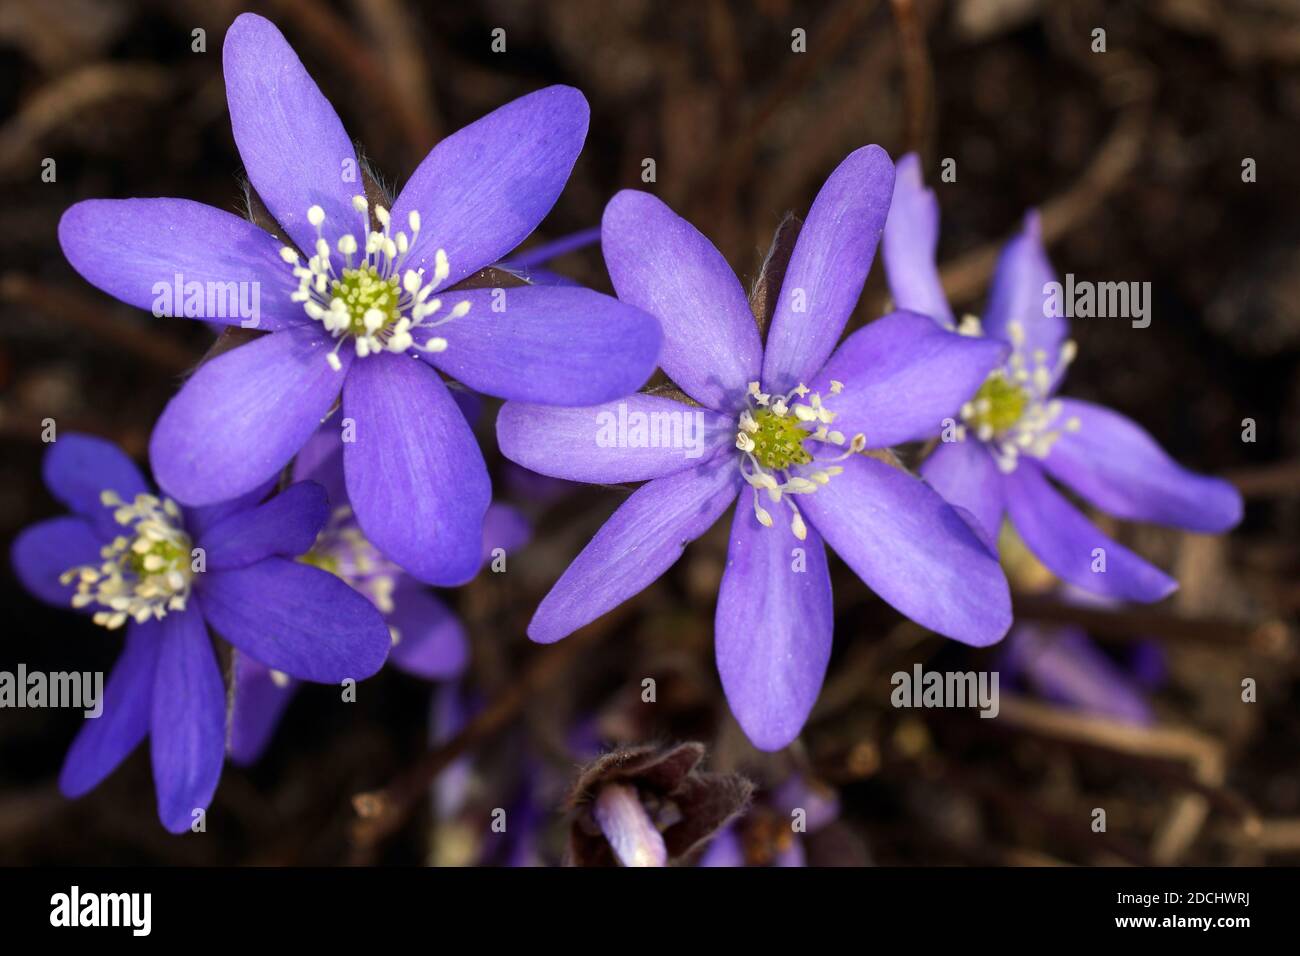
[968,373,1029,435]
[749,408,814,471]
[331,265,402,336]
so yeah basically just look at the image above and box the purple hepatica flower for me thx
[498,146,1014,751]
[10,434,390,832]
[57,13,659,588]
[228,423,530,764]
[884,153,1243,602]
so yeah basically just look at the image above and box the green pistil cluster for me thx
[750,409,813,471]
[125,538,188,578]
[331,265,401,335]
[968,373,1029,435]
[298,549,341,577]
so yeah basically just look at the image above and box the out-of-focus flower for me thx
[229,423,530,765]
[499,146,1013,751]
[883,153,1243,601]
[699,774,860,867]
[10,433,390,831]
[58,12,660,587]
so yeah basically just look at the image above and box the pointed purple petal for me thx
[920,439,1006,546]
[228,651,297,766]
[392,86,589,286]
[150,605,225,833]
[58,199,306,331]
[982,211,1067,372]
[223,13,358,255]
[601,190,761,410]
[419,286,661,405]
[715,506,833,751]
[800,455,1011,646]
[497,396,733,484]
[44,432,149,536]
[762,145,896,393]
[1042,399,1242,532]
[150,326,345,506]
[290,423,349,507]
[529,456,741,643]
[59,621,161,798]
[811,311,1006,446]
[183,478,278,539]
[198,481,329,570]
[343,353,491,586]
[882,153,954,328]
[12,516,105,608]
[198,557,391,681]
[386,584,468,680]
[1003,462,1178,602]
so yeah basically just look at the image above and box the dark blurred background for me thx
[1,0,1298,865]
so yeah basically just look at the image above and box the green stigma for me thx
[749,409,813,471]
[125,538,188,578]
[331,265,401,335]
[968,373,1029,435]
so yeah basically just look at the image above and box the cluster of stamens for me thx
[60,491,194,630]
[735,380,865,540]
[953,316,1081,472]
[282,196,471,370]
[299,506,403,644]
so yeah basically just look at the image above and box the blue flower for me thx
[883,153,1243,601]
[10,433,391,832]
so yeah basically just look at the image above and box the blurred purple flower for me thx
[699,774,843,867]
[57,12,660,587]
[229,423,531,764]
[498,146,1014,751]
[10,433,390,832]
[884,153,1243,602]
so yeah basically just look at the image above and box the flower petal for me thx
[762,145,896,393]
[149,325,345,506]
[981,211,1067,371]
[483,503,531,560]
[58,199,305,331]
[386,583,468,680]
[290,423,349,507]
[392,86,590,287]
[198,481,329,570]
[800,454,1011,646]
[1003,462,1178,602]
[183,478,278,539]
[715,505,833,751]
[920,439,1006,546]
[223,13,358,255]
[601,190,761,411]
[1002,624,1153,726]
[198,556,391,682]
[1042,398,1243,532]
[228,652,297,766]
[59,621,161,798]
[11,516,105,608]
[882,153,954,328]
[811,311,1006,446]
[419,286,661,405]
[528,455,741,643]
[497,395,733,484]
[44,432,149,536]
[150,605,225,833]
[343,353,491,585]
